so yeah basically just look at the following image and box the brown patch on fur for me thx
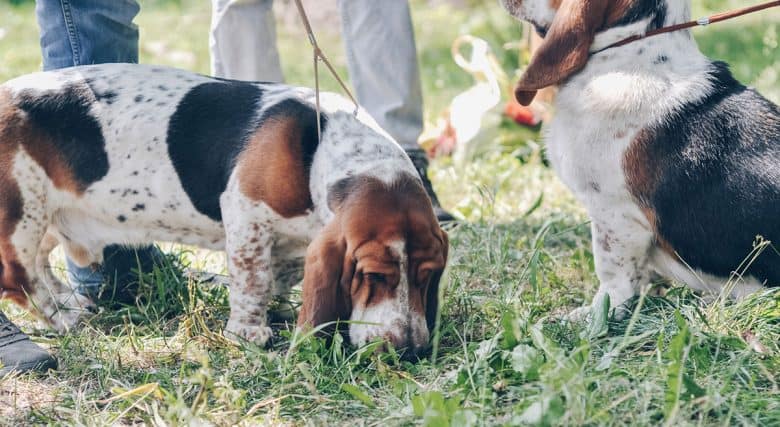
[236,116,313,218]
[623,129,659,200]
[0,88,86,194]
[62,241,93,268]
[624,128,677,259]
[0,89,31,305]
[605,0,635,26]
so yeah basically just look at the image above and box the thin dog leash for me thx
[600,1,780,52]
[293,0,359,143]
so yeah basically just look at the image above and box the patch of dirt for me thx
[0,376,61,423]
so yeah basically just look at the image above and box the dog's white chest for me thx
[545,112,634,204]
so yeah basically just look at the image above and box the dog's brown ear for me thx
[297,221,354,331]
[515,0,610,105]
[425,230,449,331]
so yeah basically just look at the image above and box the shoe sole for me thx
[0,358,57,376]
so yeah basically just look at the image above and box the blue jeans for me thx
[36,0,159,298]
[36,0,140,70]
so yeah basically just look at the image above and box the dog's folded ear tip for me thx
[514,86,538,106]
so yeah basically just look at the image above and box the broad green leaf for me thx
[341,383,375,408]
[510,344,543,379]
[516,395,565,427]
[664,310,691,420]
[581,293,610,341]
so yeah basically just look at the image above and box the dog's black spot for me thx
[614,0,666,30]
[167,80,265,221]
[132,171,139,176]
[167,80,324,222]
[94,89,118,104]
[84,78,118,105]
[654,55,669,64]
[167,81,263,221]
[629,62,780,285]
[15,82,109,189]
[132,203,145,212]
[157,85,168,91]
[117,215,127,222]
[134,94,144,103]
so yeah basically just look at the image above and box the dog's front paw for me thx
[224,320,273,347]
[48,294,96,333]
[566,305,592,323]
[566,295,630,324]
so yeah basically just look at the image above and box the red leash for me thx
[601,1,780,51]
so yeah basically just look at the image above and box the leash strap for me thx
[602,0,780,51]
[293,0,359,143]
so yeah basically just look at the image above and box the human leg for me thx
[35,0,164,299]
[338,0,453,221]
[209,0,284,82]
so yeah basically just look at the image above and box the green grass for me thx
[1,0,779,425]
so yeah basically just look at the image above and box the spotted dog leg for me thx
[2,152,92,332]
[33,230,95,331]
[570,212,655,321]
[223,220,276,346]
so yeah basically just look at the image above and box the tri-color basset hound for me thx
[0,64,448,354]
[501,0,780,316]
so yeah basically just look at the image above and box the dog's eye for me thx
[365,272,387,284]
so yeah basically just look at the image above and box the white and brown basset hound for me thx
[0,64,448,355]
[501,0,780,316]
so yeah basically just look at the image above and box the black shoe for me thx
[89,245,169,305]
[71,245,184,306]
[0,311,57,375]
[406,149,456,222]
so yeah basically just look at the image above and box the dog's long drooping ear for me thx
[425,230,449,332]
[297,222,354,331]
[515,0,610,105]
